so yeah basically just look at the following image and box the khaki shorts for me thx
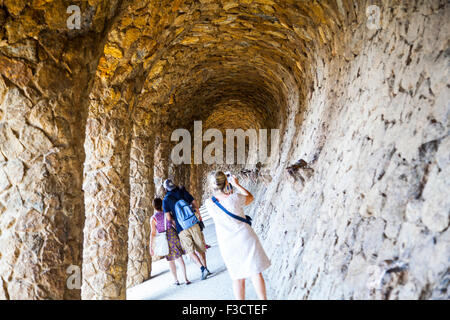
[178,223,205,254]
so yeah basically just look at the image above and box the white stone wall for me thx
[246,2,449,300]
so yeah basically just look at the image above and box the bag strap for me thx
[163,212,167,232]
[211,196,251,226]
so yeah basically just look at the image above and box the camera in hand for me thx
[225,171,233,192]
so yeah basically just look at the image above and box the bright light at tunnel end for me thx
[170,121,280,165]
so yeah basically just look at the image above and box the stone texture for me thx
[126,129,154,288]
[0,0,122,300]
[238,2,450,300]
[82,96,133,299]
[0,0,448,300]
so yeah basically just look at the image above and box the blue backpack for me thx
[171,196,199,230]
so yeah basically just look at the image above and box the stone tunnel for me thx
[0,0,448,300]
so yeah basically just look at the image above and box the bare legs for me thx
[251,273,267,300]
[232,279,246,300]
[189,251,206,269]
[232,273,267,300]
[168,257,189,284]
[177,257,189,283]
[168,260,178,283]
[198,251,207,269]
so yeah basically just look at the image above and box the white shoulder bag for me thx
[153,213,169,256]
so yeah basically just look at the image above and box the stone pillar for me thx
[126,130,154,288]
[154,129,170,198]
[0,35,114,300]
[189,164,204,203]
[82,96,132,300]
[182,164,191,188]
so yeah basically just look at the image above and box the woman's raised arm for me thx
[229,176,254,205]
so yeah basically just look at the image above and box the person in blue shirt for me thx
[162,179,211,280]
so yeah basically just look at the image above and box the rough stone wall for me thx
[126,127,153,288]
[245,2,449,300]
[0,0,447,301]
[80,0,173,297]
[0,0,121,299]
[82,81,134,299]
[154,127,171,198]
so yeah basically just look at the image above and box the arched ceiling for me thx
[91,0,361,135]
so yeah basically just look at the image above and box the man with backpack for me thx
[162,179,211,280]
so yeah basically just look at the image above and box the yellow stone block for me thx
[172,0,184,12]
[254,0,276,5]
[260,5,275,14]
[44,1,67,29]
[133,15,148,28]
[148,60,167,79]
[104,43,123,59]
[31,0,53,9]
[212,16,235,25]
[97,57,119,79]
[200,35,216,43]
[180,37,200,45]
[122,28,141,48]
[173,14,186,27]
[310,2,327,24]
[318,26,327,43]
[175,27,184,37]
[120,16,133,28]
[4,0,27,16]
[266,30,287,39]
[223,1,239,11]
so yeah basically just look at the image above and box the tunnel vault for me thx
[0,0,448,300]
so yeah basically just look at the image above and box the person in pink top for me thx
[150,198,191,285]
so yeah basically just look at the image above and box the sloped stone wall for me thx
[245,2,449,300]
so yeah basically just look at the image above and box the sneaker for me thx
[201,268,208,280]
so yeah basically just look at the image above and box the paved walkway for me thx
[127,219,273,300]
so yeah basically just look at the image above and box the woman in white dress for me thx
[205,171,270,300]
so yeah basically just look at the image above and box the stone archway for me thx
[0,0,448,300]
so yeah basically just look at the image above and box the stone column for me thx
[82,96,132,300]
[0,33,115,300]
[189,164,204,203]
[182,164,191,188]
[126,129,154,288]
[154,128,170,198]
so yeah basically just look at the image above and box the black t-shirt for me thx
[162,187,195,233]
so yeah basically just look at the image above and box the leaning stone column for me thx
[82,94,132,299]
[190,164,203,202]
[154,128,170,198]
[126,128,154,288]
[182,164,191,188]
[0,18,120,299]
